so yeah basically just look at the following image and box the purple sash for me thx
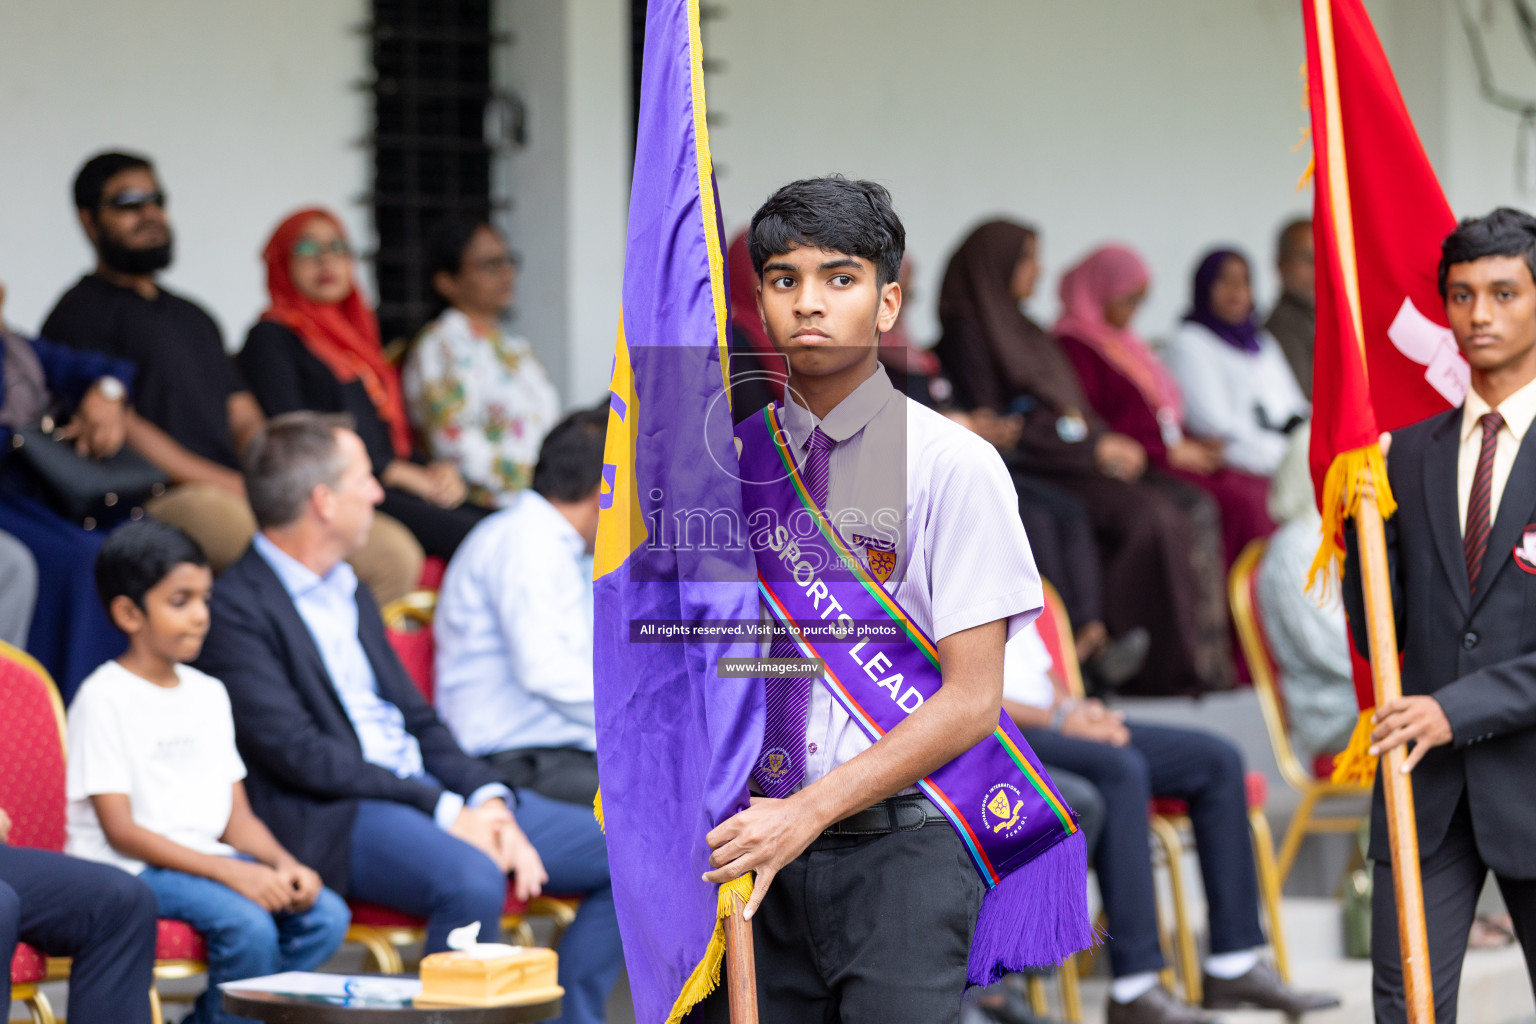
[736,406,1095,981]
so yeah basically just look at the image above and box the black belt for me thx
[822,795,946,836]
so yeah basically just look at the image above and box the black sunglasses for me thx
[101,189,167,213]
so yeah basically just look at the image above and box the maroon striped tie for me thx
[1465,411,1505,595]
[753,427,836,798]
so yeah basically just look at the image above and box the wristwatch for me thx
[94,376,126,401]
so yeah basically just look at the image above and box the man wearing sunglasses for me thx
[40,152,420,603]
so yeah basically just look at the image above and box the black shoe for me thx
[1106,985,1221,1024]
[1201,961,1340,1015]
[1084,627,1151,690]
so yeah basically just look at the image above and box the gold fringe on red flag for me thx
[1308,443,1394,786]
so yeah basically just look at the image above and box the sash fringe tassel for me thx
[1330,709,1378,786]
[967,829,1100,987]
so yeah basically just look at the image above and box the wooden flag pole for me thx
[724,889,760,1024]
[1355,490,1435,1024]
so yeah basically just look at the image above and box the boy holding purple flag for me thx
[698,176,1092,1022]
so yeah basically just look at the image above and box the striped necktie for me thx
[1465,410,1504,596]
[753,426,835,798]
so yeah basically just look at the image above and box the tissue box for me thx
[414,947,562,1008]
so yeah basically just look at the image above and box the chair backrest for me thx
[0,641,68,851]
[1035,581,1086,700]
[1228,539,1314,792]
[383,591,437,703]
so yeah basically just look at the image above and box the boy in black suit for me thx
[1346,208,1536,1022]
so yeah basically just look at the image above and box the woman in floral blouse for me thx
[404,221,561,507]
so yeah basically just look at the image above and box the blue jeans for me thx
[140,862,350,1024]
[349,790,622,1024]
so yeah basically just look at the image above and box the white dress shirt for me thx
[434,491,597,756]
[254,534,508,826]
[773,366,1043,789]
[1457,375,1536,535]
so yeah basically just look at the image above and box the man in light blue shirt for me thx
[436,407,605,806]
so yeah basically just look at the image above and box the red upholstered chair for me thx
[0,640,207,1024]
[1038,586,1290,1006]
[1229,539,1370,886]
[383,590,437,702]
[11,941,53,1024]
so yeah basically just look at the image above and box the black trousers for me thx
[1022,722,1266,977]
[689,817,984,1024]
[485,746,600,807]
[1373,794,1536,1023]
[1012,473,1104,632]
[0,844,159,1024]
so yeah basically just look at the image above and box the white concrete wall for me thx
[706,0,1536,351]
[497,0,629,409]
[0,0,371,347]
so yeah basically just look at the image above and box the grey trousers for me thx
[0,529,37,649]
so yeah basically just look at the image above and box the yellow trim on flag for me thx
[666,874,756,1024]
[686,0,732,400]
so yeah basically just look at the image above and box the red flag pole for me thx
[1353,497,1435,1022]
[723,890,759,1024]
[1309,0,1434,1018]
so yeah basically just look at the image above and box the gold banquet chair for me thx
[1228,539,1370,886]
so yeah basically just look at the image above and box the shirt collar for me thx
[253,532,358,603]
[780,364,897,450]
[519,490,586,555]
[1462,373,1536,445]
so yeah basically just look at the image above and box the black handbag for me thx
[10,425,167,528]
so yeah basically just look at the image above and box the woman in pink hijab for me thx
[1054,245,1275,569]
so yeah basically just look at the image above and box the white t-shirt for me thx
[66,661,247,875]
[1001,622,1058,711]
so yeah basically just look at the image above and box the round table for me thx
[222,988,562,1023]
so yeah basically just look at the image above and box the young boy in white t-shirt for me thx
[66,521,349,1024]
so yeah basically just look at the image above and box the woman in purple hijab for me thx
[1164,249,1310,480]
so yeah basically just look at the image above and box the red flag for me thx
[1303,0,1460,782]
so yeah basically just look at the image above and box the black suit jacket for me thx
[1344,407,1536,877]
[195,545,504,892]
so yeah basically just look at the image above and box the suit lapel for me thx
[1423,415,1470,614]
[242,551,352,724]
[1474,428,1536,612]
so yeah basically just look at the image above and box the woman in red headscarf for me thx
[1054,245,1275,569]
[239,209,492,558]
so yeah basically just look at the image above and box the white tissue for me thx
[444,920,524,959]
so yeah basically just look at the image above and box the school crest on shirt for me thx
[981,782,1028,839]
[757,747,792,781]
[852,533,897,583]
[1515,526,1536,575]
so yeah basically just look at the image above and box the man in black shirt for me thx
[43,152,420,601]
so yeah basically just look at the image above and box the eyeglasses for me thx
[466,254,518,274]
[101,189,167,213]
[291,238,353,260]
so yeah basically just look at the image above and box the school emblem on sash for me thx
[853,533,898,583]
[758,747,791,781]
[981,782,1028,838]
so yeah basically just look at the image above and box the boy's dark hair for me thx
[747,175,906,287]
[532,404,610,503]
[1438,207,1536,298]
[425,219,503,319]
[74,151,155,211]
[95,519,208,612]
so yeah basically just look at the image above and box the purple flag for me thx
[592,1,761,1021]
